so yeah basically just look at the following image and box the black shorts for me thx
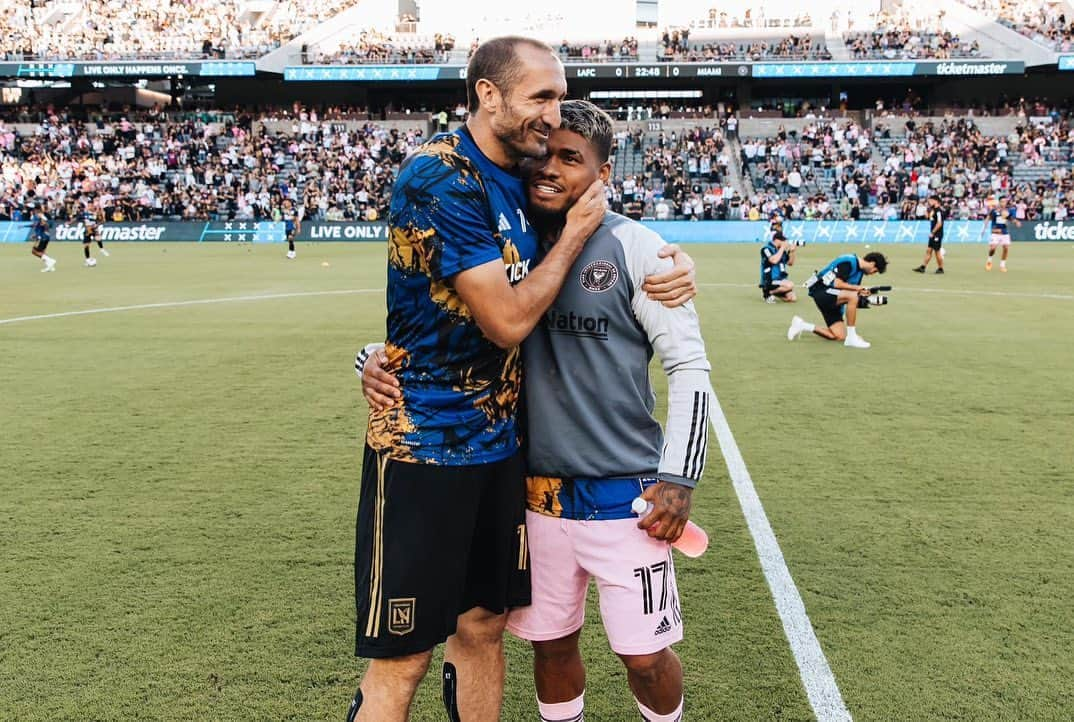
[354,444,530,659]
[810,288,844,328]
[32,237,49,252]
[928,234,943,250]
[764,279,791,297]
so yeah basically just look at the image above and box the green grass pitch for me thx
[2,240,1072,720]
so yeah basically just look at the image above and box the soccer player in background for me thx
[347,40,695,722]
[787,251,888,349]
[29,204,56,272]
[985,195,1020,272]
[80,199,109,266]
[913,196,944,274]
[360,100,709,722]
[282,198,301,259]
[760,214,797,302]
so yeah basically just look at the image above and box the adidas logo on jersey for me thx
[654,616,672,635]
[497,213,511,232]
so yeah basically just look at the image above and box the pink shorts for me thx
[989,234,1011,247]
[507,510,683,655]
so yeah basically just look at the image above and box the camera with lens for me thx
[858,285,892,309]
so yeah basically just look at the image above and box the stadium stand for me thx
[307,31,451,64]
[607,120,745,221]
[957,0,1074,51]
[741,114,1074,221]
[0,0,358,60]
[0,107,426,223]
[845,8,980,59]
[557,38,640,63]
[660,29,830,61]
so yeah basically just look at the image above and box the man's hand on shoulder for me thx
[643,244,697,307]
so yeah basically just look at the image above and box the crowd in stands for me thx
[845,9,980,59]
[607,122,747,221]
[3,98,1071,226]
[959,0,1073,51]
[687,7,814,30]
[0,0,357,60]
[660,28,829,61]
[741,115,1074,221]
[557,38,639,62]
[0,105,426,224]
[309,32,453,65]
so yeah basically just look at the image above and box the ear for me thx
[474,78,502,114]
[599,161,612,184]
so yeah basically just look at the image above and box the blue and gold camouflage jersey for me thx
[527,476,660,521]
[366,127,538,465]
[989,207,1012,234]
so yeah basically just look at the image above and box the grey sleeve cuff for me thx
[657,472,698,489]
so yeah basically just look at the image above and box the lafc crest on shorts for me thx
[388,598,416,635]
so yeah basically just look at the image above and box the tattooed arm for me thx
[636,481,695,543]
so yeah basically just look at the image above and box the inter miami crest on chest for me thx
[580,260,619,293]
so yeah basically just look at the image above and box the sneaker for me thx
[844,335,871,349]
[912,266,926,273]
[43,259,56,272]
[84,258,97,267]
[787,315,806,341]
[286,251,296,259]
[935,268,944,274]
[765,295,777,304]
[1000,265,1007,273]
[985,260,993,271]
[99,248,110,256]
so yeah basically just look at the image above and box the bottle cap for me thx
[630,497,648,515]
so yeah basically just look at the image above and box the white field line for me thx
[4,283,1068,327]
[708,392,853,721]
[700,282,1074,301]
[0,289,383,326]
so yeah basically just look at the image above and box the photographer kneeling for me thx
[760,215,798,303]
[787,251,888,349]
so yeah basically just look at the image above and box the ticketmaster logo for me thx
[56,223,166,241]
[1034,222,1074,240]
[935,62,1008,75]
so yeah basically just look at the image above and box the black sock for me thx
[84,246,90,259]
[288,240,295,252]
[442,662,461,722]
[97,241,104,249]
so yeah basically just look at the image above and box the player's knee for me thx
[619,648,678,686]
[453,608,507,649]
[370,650,433,689]
[532,633,581,666]
[831,327,847,340]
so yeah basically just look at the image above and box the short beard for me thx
[529,204,567,243]
[493,104,548,162]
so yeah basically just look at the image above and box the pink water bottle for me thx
[631,497,709,558]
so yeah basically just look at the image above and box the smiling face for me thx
[526,126,610,219]
[486,44,567,161]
